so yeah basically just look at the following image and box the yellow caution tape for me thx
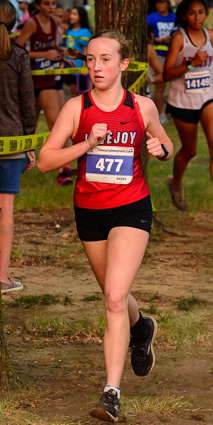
[1,61,149,154]
[128,70,147,93]
[31,67,88,76]
[154,45,168,51]
[31,61,148,76]
[9,33,90,40]
[9,32,20,37]
[0,132,50,155]
[62,34,90,41]
[127,61,148,71]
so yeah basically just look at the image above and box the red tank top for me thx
[30,16,56,89]
[72,90,150,209]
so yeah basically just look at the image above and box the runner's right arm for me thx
[163,31,209,82]
[37,97,110,173]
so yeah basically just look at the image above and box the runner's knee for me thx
[105,291,127,315]
[180,147,196,161]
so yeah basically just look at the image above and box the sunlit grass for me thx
[148,120,213,213]
[157,308,212,348]
[120,393,193,419]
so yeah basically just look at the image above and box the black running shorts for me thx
[74,196,152,242]
[166,99,213,124]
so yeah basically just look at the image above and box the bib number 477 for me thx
[96,158,123,173]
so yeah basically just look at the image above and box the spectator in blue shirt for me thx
[148,0,176,123]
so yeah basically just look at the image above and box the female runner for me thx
[17,0,76,185]
[163,0,213,211]
[37,30,173,423]
[17,0,60,131]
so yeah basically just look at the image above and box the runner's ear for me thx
[67,48,86,61]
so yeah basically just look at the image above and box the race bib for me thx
[86,145,134,184]
[185,69,210,94]
[35,58,53,71]
[53,61,61,81]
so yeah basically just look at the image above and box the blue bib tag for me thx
[35,58,53,71]
[86,145,134,184]
[185,70,210,94]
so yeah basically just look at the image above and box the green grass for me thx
[3,294,60,309]
[157,309,212,348]
[176,296,207,311]
[148,120,213,213]
[120,393,192,419]
[82,294,103,302]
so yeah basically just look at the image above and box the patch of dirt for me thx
[1,207,213,424]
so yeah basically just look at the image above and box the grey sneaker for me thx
[167,176,188,211]
[89,389,120,423]
[1,279,23,294]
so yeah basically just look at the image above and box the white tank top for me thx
[167,27,213,110]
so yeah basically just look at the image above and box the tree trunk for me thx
[0,292,17,395]
[94,0,148,180]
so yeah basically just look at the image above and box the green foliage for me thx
[63,295,73,305]
[82,294,103,302]
[177,296,207,311]
[4,294,60,309]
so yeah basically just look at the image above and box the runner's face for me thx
[38,0,56,17]
[70,8,80,25]
[87,38,129,90]
[54,7,63,24]
[184,1,207,29]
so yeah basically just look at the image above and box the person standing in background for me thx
[65,6,92,97]
[148,0,176,123]
[61,0,82,24]
[0,0,36,294]
[17,0,30,29]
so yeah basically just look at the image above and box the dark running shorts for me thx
[55,79,63,91]
[34,86,56,98]
[166,99,213,124]
[0,158,23,194]
[74,196,152,242]
[69,74,88,91]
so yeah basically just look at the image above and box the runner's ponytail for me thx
[68,47,86,61]
[0,0,16,60]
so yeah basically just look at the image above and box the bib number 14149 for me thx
[86,145,134,184]
[185,70,210,94]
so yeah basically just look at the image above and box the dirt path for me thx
[1,208,213,424]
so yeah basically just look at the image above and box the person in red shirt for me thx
[37,30,173,423]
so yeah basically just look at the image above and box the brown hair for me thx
[67,30,132,62]
[0,0,16,60]
[89,30,131,61]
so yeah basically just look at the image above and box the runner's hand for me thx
[25,151,35,172]
[146,132,163,158]
[192,48,209,67]
[45,50,61,61]
[87,124,110,148]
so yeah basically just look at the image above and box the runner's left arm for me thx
[136,95,173,161]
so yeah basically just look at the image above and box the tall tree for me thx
[94,0,148,179]
[0,291,17,395]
